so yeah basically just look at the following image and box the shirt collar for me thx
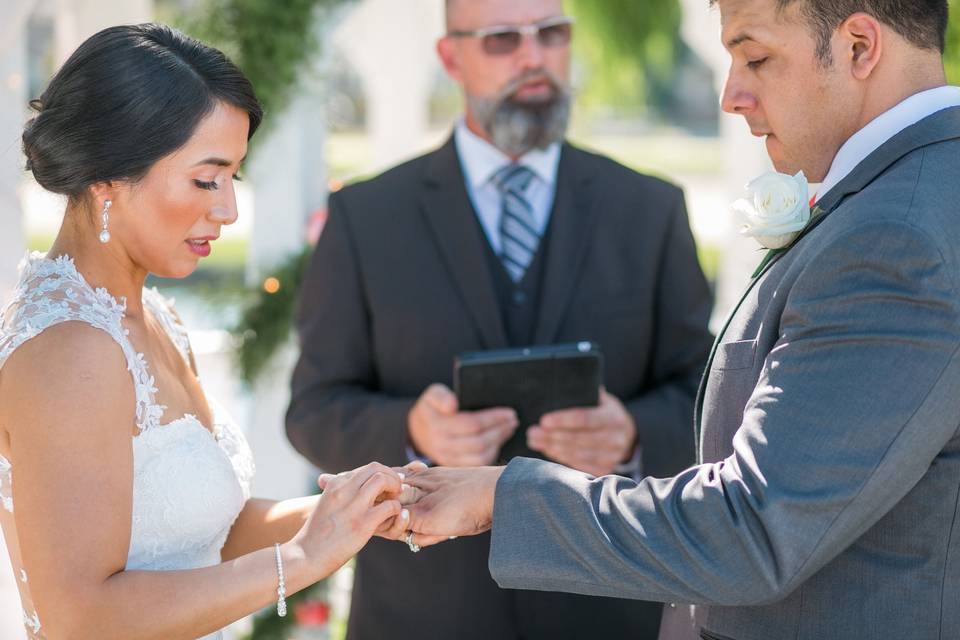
[817,85,960,201]
[454,119,561,190]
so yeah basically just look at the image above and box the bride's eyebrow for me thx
[191,157,234,168]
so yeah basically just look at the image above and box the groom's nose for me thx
[721,74,758,116]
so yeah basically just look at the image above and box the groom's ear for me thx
[839,12,883,81]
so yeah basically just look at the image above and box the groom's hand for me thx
[527,389,637,477]
[403,466,504,548]
[409,384,519,467]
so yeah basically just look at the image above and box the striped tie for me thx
[493,164,539,282]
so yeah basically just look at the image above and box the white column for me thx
[681,0,772,328]
[334,0,443,171]
[53,0,154,64]
[244,52,329,500]
[0,39,28,640]
[246,91,327,280]
[0,27,29,308]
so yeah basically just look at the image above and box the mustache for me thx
[498,68,567,101]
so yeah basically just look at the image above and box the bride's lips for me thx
[185,236,217,257]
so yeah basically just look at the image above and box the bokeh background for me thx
[0,1,957,638]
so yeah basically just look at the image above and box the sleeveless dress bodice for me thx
[0,253,255,639]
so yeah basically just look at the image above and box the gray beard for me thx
[468,87,571,157]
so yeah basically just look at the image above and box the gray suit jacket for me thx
[489,107,960,640]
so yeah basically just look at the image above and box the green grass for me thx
[325,129,723,184]
[567,132,723,179]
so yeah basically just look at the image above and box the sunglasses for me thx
[447,16,574,56]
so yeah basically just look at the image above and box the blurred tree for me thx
[567,0,682,113]
[173,0,351,134]
[568,0,960,111]
[947,1,959,84]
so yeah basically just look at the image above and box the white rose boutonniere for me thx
[732,170,811,250]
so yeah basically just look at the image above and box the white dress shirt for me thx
[454,119,561,253]
[816,85,960,202]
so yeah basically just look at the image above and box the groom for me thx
[402,1,960,638]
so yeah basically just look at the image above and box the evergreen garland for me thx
[232,247,311,385]
[176,0,352,136]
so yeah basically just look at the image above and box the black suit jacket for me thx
[286,137,713,639]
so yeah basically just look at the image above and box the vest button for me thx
[512,290,528,306]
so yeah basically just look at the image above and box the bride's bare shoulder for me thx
[0,321,135,441]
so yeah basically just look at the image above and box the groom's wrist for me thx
[483,466,506,528]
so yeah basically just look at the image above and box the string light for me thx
[263,277,281,294]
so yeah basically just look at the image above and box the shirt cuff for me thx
[405,445,434,467]
[613,445,642,480]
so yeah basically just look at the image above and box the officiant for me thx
[285,0,713,638]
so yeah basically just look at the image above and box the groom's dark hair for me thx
[712,0,949,63]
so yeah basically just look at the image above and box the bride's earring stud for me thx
[98,199,112,244]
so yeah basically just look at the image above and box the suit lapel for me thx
[532,145,598,344]
[693,106,960,449]
[419,137,509,349]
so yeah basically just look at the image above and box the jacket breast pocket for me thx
[712,339,758,371]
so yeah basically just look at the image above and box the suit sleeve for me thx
[625,191,714,478]
[285,192,416,471]
[489,219,960,605]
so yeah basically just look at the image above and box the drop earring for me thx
[98,199,112,244]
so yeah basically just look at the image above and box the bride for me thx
[0,23,411,639]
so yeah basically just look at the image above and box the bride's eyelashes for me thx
[193,174,243,191]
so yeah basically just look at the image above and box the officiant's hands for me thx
[527,389,637,477]
[409,384,519,467]
[398,466,505,548]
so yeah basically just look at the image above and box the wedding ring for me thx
[404,531,421,553]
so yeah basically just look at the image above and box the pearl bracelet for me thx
[274,543,287,617]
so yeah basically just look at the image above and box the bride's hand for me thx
[290,462,403,577]
[316,460,429,542]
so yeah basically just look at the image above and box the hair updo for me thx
[22,23,263,199]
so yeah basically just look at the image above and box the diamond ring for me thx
[404,531,421,553]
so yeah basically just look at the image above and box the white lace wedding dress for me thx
[0,253,256,639]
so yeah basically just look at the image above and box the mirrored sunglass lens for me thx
[483,30,522,55]
[538,24,571,47]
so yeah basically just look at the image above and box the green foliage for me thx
[947,1,960,84]
[175,0,349,134]
[567,0,682,111]
[232,247,311,385]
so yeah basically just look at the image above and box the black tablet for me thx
[454,342,603,462]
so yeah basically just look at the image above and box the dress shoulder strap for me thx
[142,287,193,367]
[0,253,166,431]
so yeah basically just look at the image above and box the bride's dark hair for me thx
[22,23,263,199]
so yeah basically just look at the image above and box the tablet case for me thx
[454,342,603,463]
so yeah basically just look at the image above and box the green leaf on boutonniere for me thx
[750,205,825,279]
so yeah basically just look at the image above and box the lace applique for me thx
[23,609,40,635]
[0,456,11,513]
[142,287,192,365]
[211,400,256,501]
[0,252,166,432]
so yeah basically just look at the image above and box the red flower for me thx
[295,599,331,627]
